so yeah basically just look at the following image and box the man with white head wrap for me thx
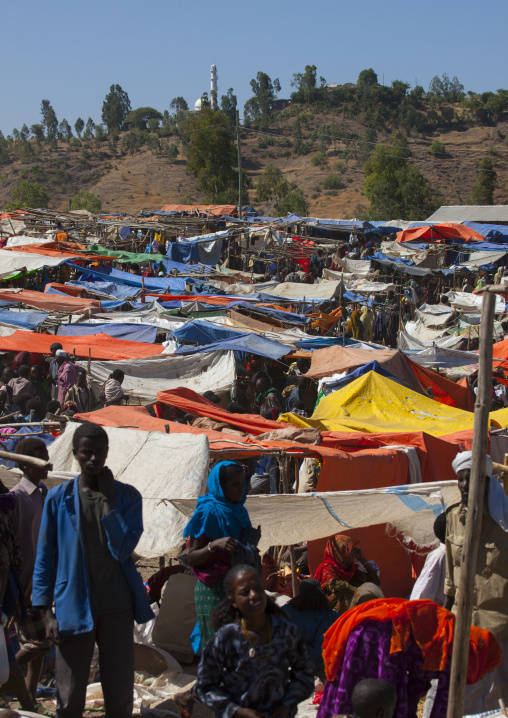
[444,449,508,712]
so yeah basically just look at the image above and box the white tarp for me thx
[459,250,507,267]
[398,330,467,351]
[415,305,453,328]
[5,236,53,248]
[404,322,449,343]
[347,281,395,294]
[257,280,342,300]
[0,219,26,236]
[78,350,236,403]
[0,249,76,278]
[49,424,209,558]
[335,257,372,275]
[408,346,479,369]
[448,291,505,314]
[172,481,461,550]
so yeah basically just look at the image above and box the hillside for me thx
[1,105,507,217]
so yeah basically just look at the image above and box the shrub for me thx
[323,174,344,190]
[429,139,445,156]
[311,152,326,166]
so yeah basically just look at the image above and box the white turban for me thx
[452,450,493,477]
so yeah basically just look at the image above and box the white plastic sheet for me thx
[48,424,209,558]
[78,350,236,403]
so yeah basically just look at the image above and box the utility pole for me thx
[236,110,242,221]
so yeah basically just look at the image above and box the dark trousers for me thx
[55,608,134,718]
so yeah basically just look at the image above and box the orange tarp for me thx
[396,223,483,244]
[160,204,237,217]
[43,283,90,298]
[74,405,337,459]
[0,289,101,313]
[0,331,164,360]
[406,358,475,412]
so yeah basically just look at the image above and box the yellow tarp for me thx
[490,407,508,429]
[279,371,487,436]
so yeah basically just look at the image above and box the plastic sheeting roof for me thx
[0,309,48,330]
[396,224,484,244]
[280,371,480,436]
[67,263,188,293]
[0,289,101,313]
[57,322,157,343]
[0,331,164,360]
[170,319,247,345]
[172,331,289,360]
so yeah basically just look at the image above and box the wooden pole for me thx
[88,348,91,376]
[0,448,52,468]
[446,288,495,718]
[279,452,299,597]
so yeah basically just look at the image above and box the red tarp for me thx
[3,241,116,262]
[0,289,101,313]
[43,283,90,298]
[406,357,475,412]
[396,223,484,244]
[0,331,164,360]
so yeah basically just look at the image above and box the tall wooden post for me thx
[279,452,299,598]
[446,288,495,718]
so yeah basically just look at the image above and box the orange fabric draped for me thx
[407,358,475,412]
[0,331,164,360]
[396,224,484,244]
[322,598,501,684]
[0,289,101,313]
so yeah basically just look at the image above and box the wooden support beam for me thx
[446,289,495,718]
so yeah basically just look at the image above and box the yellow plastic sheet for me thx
[279,371,482,436]
[490,406,508,429]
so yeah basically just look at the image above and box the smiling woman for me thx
[194,565,315,718]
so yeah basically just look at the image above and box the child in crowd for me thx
[195,564,314,718]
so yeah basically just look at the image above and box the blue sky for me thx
[2,0,507,134]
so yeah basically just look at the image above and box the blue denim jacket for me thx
[32,476,154,635]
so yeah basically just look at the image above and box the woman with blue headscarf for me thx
[184,461,260,645]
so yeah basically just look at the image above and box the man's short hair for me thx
[14,437,48,468]
[352,679,397,718]
[18,364,30,379]
[434,512,447,544]
[50,343,63,353]
[72,422,109,451]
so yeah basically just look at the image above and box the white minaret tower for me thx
[210,64,218,110]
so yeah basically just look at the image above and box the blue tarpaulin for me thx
[57,322,157,343]
[0,309,48,330]
[66,279,140,301]
[463,223,508,242]
[232,302,307,324]
[320,361,403,395]
[174,333,289,360]
[66,263,188,293]
[0,300,21,308]
[171,320,248,345]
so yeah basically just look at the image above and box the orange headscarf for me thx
[322,598,501,685]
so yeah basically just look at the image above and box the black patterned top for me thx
[194,614,314,718]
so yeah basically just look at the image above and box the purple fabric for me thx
[316,620,450,718]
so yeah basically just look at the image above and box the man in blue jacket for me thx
[32,422,154,718]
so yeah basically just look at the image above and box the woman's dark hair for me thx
[434,512,447,545]
[211,564,284,630]
[46,399,61,415]
[219,462,243,485]
[287,578,330,612]
[18,364,30,379]
[72,422,108,451]
[111,369,124,381]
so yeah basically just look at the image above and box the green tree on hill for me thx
[470,157,497,204]
[221,88,237,130]
[184,107,248,203]
[74,118,84,138]
[71,189,102,214]
[102,84,131,133]
[363,133,438,220]
[83,117,96,139]
[357,69,378,87]
[58,119,73,141]
[125,107,163,130]
[10,179,50,209]
[244,72,281,129]
[170,97,188,113]
[41,99,58,140]
[256,165,309,216]
[30,124,45,143]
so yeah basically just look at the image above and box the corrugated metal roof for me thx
[426,206,508,223]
